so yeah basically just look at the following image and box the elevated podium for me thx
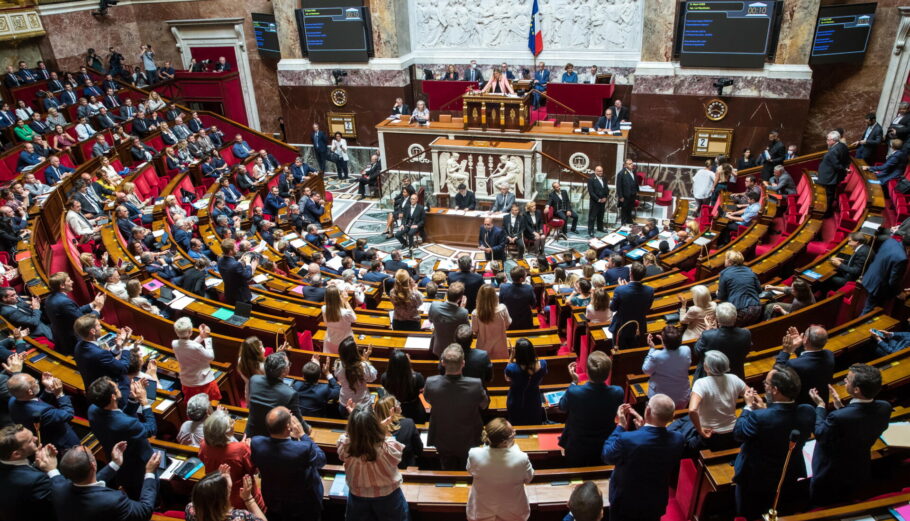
[462,93,532,132]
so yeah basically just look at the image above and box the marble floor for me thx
[325,176,670,274]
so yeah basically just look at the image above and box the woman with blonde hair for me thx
[373,395,423,468]
[524,201,545,254]
[390,269,423,331]
[126,279,164,316]
[585,287,612,324]
[678,284,717,342]
[466,418,534,521]
[236,336,265,405]
[97,155,122,187]
[472,284,511,359]
[322,284,356,354]
[122,181,151,210]
[146,90,166,112]
[165,146,186,172]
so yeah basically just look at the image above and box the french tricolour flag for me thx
[528,0,543,57]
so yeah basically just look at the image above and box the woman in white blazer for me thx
[467,418,534,521]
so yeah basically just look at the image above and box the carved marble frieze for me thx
[0,7,44,41]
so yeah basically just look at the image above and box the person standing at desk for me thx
[615,158,639,225]
[532,62,549,109]
[480,69,514,95]
[587,166,609,237]
[560,63,578,83]
[411,99,430,125]
[479,217,506,261]
[760,130,786,182]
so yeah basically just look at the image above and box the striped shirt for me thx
[337,435,404,498]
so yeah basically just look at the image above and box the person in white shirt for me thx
[688,350,747,452]
[466,418,534,521]
[176,392,211,447]
[75,116,96,141]
[65,199,100,238]
[171,317,223,402]
[330,131,349,179]
[692,159,716,211]
[321,285,357,354]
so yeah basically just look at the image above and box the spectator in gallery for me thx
[561,63,578,83]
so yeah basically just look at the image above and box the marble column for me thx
[274,0,303,60]
[368,0,410,58]
[639,0,676,62]
[775,0,822,65]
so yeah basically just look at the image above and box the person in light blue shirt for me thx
[560,63,578,83]
[231,134,252,159]
[717,191,760,246]
[642,326,691,409]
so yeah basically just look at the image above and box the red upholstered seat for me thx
[543,206,564,238]
[656,189,673,207]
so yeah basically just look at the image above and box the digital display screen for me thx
[252,13,281,58]
[296,1,370,63]
[678,1,778,68]
[810,3,876,65]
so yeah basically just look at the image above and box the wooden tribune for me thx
[462,92,532,132]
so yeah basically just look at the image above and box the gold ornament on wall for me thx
[330,88,348,107]
[704,98,729,121]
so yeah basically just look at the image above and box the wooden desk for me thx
[423,208,503,247]
[462,92,532,132]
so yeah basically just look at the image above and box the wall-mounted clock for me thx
[705,98,728,121]
[330,88,348,107]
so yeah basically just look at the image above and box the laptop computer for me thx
[158,286,176,305]
[225,301,252,326]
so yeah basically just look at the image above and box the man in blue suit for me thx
[499,266,536,330]
[853,113,884,162]
[8,371,80,451]
[602,395,685,521]
[558,351,624,466]
[0,425,64,521]
[293,358,341,417]
[864,138,907,184]
[311,122,329,172]
[302,192,325,224]
[86,376,157,501]
[478,216,507,261]
[251,406,326,521]
[74,314,133,406]
[448,254,485,312]
[218,178,242,205]
[594,108,620,132]
[231,134,253,159]
[43,155,75,185]
[609,262,654,349]
[777,325,835,405]
[860,234,910,314]
[171,218,193,251]
[290,156,318,183]
[264,185,287,216]
[218,238,256,305]
[808,364,892,507]
[733,365,815,520]
[531,62,550,109]
[45,272,104,356]
[16,143,44,172]
[602,254,630,283]
[54,441,160,521]
[0,287,55,341]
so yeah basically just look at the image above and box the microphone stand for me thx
[763,434,800,521]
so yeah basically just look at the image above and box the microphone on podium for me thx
[764,429,802,521]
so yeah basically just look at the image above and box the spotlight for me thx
[712,78,734,97]
[332,69,348,85]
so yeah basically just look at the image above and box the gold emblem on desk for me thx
[330,88,348,107]
[705,98,728,121]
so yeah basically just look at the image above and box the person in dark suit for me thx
[251,406,325,521]
[54,441,159,521]
[808,363,892,507]
[499,266,536,330]
[442,323,493,383]
[817,131,850,217]
[428,282,470,357]
[357,153,382,198]
[8,371,80,451]
[425,344,489,469]
[860,234,910,314]
[777,325,835,405]
[395,193,426,248]
[73,315,135,408]
[302,193,325,225]
[827,232,872,289]
[44,272,104,356]
[448,254,484,312]
[602,395,685,521]
[594,108,619,132]
[615,158,639,225]
[887,101,910,141]
[129,138,156,163]
[478,216,507,261]
[733,365,815,520]
[454,183,476,210]
[214,56,232,72]
[764,164,797,196]
[290,156,318,183]
[301,276,326,303]
[293,358,341,417]
[546,181,577,236]
[0,425,64,521]
[391,97,410,116]
[218,238,256,305]
[692,302,751,380]
[853,113,884,162]
[0,287,54,341]
[246,353,306,437]
[761,130,787,182]
[502,203,525,258]
[586,166,609,236]
[558,351,624,467]
[602,254,629,285]
[491,184,516,213]
[609,262,654,349]
[863,138,907,184]
[16,143,43,172]
[311,122,329,172]
[464,60,484,84]
[86,376,157,500]
[364,260,392,285]
[523,200,545,254]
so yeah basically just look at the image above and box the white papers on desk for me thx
[205,277,221,288]
[640,185,656,193]
[418,302,431,314]
[589,238,606,249]
[436,259,457,271]
[154,398,175,413]
[403,259,417,268]
[602,327,613,340]
[168,295,195,310]
[192,198,210,210]
[693,236,712,246]
[801,439,815,478]
[325,256,344,271]
[465,210,485,217]
[152,229,165,238]
[236,200,251,212]
[540,273,556,284]
[160,457,184,481]
[404,336,431,350]
[253,274,268,284]
[593,260,608,271]
[860,219,882,232]
[419,431,433,448]
[603,233,627,246]
[253,242,268,253]
[284,232,299,241]
[290,238,306,248]
[448,210,467,215]
[421,319,434,330]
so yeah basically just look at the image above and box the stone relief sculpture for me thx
[444,152,470,193]
[412,0,643,52]
[488,154,524,196]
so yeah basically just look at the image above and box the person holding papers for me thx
[480,69,515,95]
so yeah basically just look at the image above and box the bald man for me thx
[602,395,685,521]
[8,371,80,451]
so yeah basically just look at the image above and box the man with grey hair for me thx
[177,393,211,446]
[777,325,834,405]
[764,165,796,196]
[817,130,849,217]
[602,394,685,521]
[424,344,489,470]
[8,370,80,450]
[693,302,751,381]
[246,352,305,437]
[887,100,910,142]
